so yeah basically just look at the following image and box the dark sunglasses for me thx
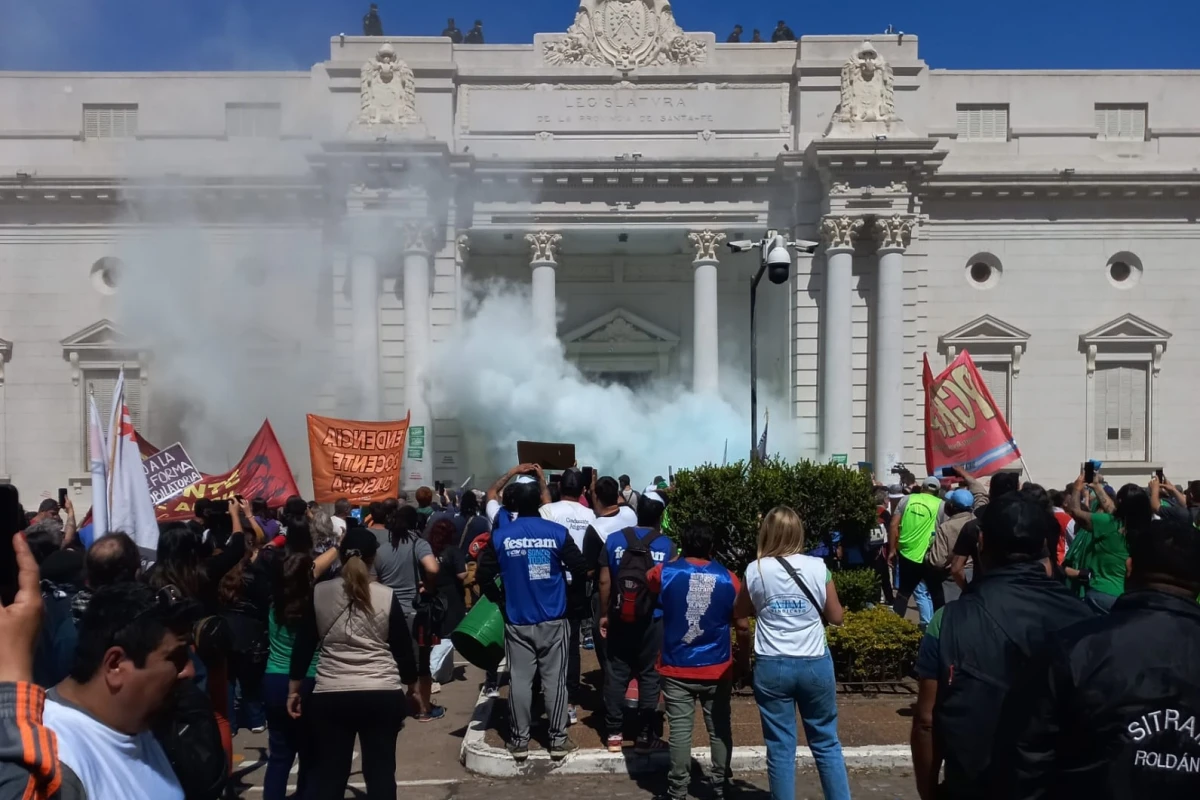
[130,584,186,625]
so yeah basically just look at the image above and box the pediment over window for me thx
[563,309,679,351]
[940,315,1030,374]
[0,337,11,385]
[61,320,148,385]
[1080,314,1171,374]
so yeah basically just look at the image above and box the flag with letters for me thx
[923,351,1020,478]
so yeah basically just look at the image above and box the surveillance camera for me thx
[727,240,756,253]
[875,134,888,141]
[792,239,820,255]
[766,244,792,269]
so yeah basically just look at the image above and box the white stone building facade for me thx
[2,6,1199,506]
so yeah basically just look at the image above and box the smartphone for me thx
[582,466,594,485]
[435,480,444,492]
[1156,468,1165,483]
[0,485,23,605]
[1084,461,1096,484]
[58,487,68,508]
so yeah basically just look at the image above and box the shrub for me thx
[669,458,877,574]
[832,568,881,613]
[826,608,923,684]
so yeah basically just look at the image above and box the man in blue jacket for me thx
[476,470,587,763]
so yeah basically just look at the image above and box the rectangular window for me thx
[82,104,139,139]
[1094,104,1147,140]
[977,362,1011,421]
[955,104,1009,141]
[82,369,143,468]
[225,103,282,138]
[1093,363,1148,461]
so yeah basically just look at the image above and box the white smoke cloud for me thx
[428,279,803,488]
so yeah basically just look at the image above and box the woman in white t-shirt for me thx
[736,506,850,800]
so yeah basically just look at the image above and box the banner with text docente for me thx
[307,412,411,504]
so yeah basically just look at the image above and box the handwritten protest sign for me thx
[141,443,204,506]
[307,412,411,503]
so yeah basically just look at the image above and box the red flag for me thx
[138,422,301,521]
[923,350,1021,478]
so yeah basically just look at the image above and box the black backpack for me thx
[153,679,230,800]
[611,528,661,624]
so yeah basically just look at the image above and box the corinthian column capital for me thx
[525,231,562,264]
[688,230,726,262]
[820,215,864,250]
[873,214,914,251]
[401,220,438,255]
[455,233,470,265]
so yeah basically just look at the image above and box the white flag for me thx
[87,393,110,541]
[107,369,160,553]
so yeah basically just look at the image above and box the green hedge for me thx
[826,608,923,684]
[668,458,876,574]
[832,568,881,613]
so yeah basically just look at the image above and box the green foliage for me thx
[826,608,923,684]
[668,458,877,574]
[832,568,881,613]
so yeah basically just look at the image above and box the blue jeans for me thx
[263,673,314,800]
[753,653,851,800]
[894,564,934,627]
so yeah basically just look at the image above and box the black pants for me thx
[567,617,582,705]
[307,689,406,800]
[892,555,945,615]
[603,618,663,736]
[591,594,608,680]
[869,548,895,605]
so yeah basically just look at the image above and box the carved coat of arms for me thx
[544,0,706,69]
[351,42,422,131]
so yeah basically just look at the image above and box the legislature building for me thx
[2,0,1199,505]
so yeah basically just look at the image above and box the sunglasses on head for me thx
[130,584,186,625]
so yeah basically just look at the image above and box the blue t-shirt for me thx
[492,516,572,625]
[658,559,737,670]
[604,527,675,620]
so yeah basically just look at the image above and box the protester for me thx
[1063,472,1146,613]
[581,476,638,674]
[999,516,1200,799]
[475,473,587,762]
[738,506,849,800]
[1048,489,1076,565]
[926,488,976,603]
[889,476,948,620]
[331,498,352,538]
[618,475,640,511]
[415,487,436,527]
[74,532,141,619]
[218,529,269,736]
[910,493,1094,800]
[597,489,675,754]
[650,522,749,800]
[262,553,316,800]
[289,528,418,799]
[426,518,468,651]
[251,498,280,541]
[949,469,1016,589]
[44,583,198,799]
[374,504,442,721]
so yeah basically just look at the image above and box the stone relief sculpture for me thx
[825,41,912,139]
[688,230,726,261]
[350,42,426,136]
[544,0,706,69]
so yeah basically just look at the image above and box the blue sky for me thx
[2,0,1198,71]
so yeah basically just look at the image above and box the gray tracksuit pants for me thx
[505,618,569,748]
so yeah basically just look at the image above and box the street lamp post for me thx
[749,259,767,463]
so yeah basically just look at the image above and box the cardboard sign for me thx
[307,412,411,503]
[141,443,203,506]
[516,441,576,471]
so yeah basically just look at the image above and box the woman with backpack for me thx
[287,528,418,799]
[736,506,850,800]
[262,552,318,800]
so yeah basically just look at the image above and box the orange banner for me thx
[307,412,411,504]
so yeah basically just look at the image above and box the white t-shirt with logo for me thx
[539,500,596,550]
[44,693,185,800]
[744,553,830,659]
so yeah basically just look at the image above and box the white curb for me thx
[460,686,911,778]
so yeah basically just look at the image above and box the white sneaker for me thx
[483,682,501,699]
[431,682,442,695]
[567,705,578,726]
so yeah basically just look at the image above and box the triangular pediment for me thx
[1081,314,1172,345]
[940,315,1030,350]
[563,309,679,345]
[0,338,10,361]
[60,319,129,350]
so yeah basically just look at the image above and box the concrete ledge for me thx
[460,686,911,778]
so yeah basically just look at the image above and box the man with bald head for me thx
[75,533,141,620]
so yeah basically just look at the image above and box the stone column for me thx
[872,215,913,475]
[349,251,381,420]
[820,216,863,460]
[688,230,725,394]
[403,221,437,489]
[525,231,562,341]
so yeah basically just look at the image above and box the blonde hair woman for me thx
[735,506,850,800]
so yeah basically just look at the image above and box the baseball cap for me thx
[340,527,380,560]
[946,489,974,509]
[922,476,941,491]
[643,485,666,505]
[887,484,905,499]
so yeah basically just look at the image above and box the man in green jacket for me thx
[890,476,948,620]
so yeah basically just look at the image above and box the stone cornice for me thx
[926,171,1200,200]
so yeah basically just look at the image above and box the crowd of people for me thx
[0,456,1196,800]
[361,5,485,43]
[725,21,796,44]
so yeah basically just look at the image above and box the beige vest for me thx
[925,511,975,572]
[312,579,403,694]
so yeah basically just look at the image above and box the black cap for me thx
[340,527,379,560]
[977,494,1053,560]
